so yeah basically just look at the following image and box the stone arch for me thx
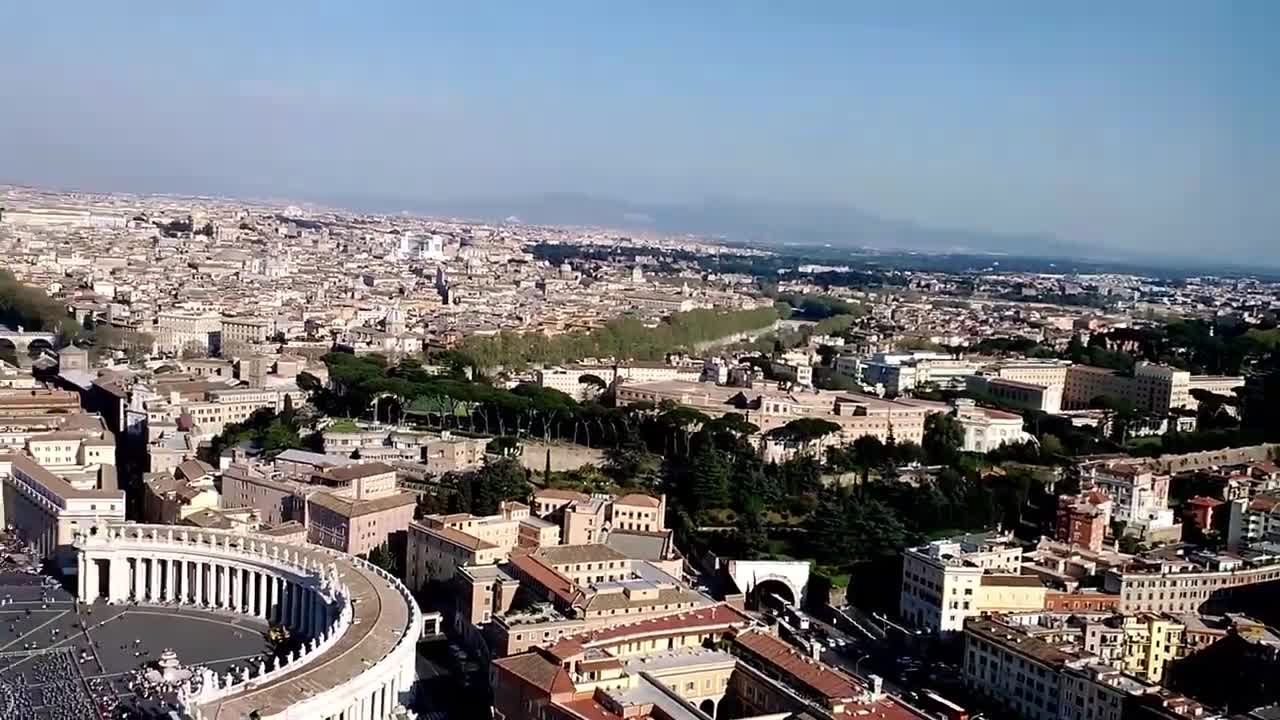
[699,698,716,718]
[753,577,797,610]
[25,336,55,359]
[0,338,17,366]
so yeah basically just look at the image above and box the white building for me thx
[0,452,125,564]
[1081,461,1171,526]
[952,400,1035,453]
[900,532,1024,633]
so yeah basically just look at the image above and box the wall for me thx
[520,442,606,473]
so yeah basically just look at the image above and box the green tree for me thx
[923,412,964,464]
[471,456,530,516]
[364,542,400,577]
[690,444,730,517]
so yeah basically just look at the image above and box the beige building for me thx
[968,374,1063,413]
[141,459,220,524]
[306,490,416,556]
[1063,363,1190,414]
[617,380,935,461]
[406,521,506,589]
[153,310,221,355]
[0,452,125,563]
[220,317,271,349]
[220,462,306,527]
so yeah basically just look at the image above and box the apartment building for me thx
[219,461,307,527]
[1062,363,1191,414]
[0,388,82,417]
[406,521,506,590]
[491,605,927,720]
[987,359,1072,390]
[491,604,756,720]
[1226,494,1280,546]
[1080,614,1185,682]
[220,316,271,348]
[141,459,219,524]
[1103,551,1280,614]
[964,616,1217,720]
[964,616,1083,720]
[528,488,667,545]
[153,310,222,355]
[306,490,416,556]
[1056,493,1111,553]
[1081,461,1171,527]
[900,532,1043,633]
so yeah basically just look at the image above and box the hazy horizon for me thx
[2,2,1277,262]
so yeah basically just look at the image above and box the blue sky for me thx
[1,2,1276,261]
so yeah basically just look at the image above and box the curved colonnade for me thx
[73,523,423,720]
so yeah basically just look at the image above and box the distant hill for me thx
[354,191,1102,259]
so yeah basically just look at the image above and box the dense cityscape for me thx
[0,184,1277,720]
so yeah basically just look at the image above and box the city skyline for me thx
[2,2,1278,263]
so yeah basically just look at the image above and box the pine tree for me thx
[690,444,730,516]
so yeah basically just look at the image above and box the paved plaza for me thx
[0,569,276,719]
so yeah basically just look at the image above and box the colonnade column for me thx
[166,559,177,602]
[255,571,263,617]
[77,554,88,601]
[231,567,242,613]
[267,575,278,623]
[150,558,161,601]
[196,561,205,605]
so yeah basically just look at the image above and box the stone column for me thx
[256,572,267,618]
[77,554,88,601]
[166,559,177,602]
[149,558,161,602]
[229,567,240,613]
[196,561,205,605]
[267,575,278,623]
[130,557,141,600]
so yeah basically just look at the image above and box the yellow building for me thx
[974,574,1048,614]
[1082,613,1185,682]
[1121,614,1184,682]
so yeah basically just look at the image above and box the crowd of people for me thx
[0,650,98,720]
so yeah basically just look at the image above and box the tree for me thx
[766,418,842,457]
[689,444,730,517]
[815,345,838,368]
[1039,434,1065,458]
[471,457,530,516]
[365,542,400,577]
[578,373,608,397]
[923,412,964,464]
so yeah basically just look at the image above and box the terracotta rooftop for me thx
[509,553,579,606]
[533,487,591,502]
[733,629,861,700]
[566,603,753,647]
[493,649,576,694]
[614,493,661,509]
[416,523,498,552]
